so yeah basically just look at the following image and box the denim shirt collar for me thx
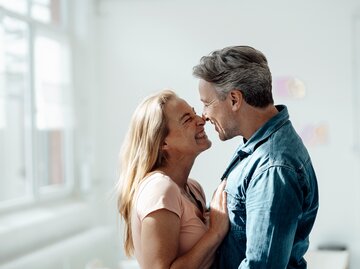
[239,104,289,155]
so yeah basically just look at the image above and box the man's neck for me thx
[241,104,278,140]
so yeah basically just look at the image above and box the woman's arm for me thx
[140,209,180,269]
[140,180,228,269]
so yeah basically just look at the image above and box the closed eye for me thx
[180,108,197,124]
[203,99,217,108]
[184,116,193,123]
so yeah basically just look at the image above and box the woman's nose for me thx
[196,114,206,125]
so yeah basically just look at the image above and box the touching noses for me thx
[202,112,209,122]
[196,114,206,126]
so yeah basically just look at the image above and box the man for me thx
[193,45,319,269]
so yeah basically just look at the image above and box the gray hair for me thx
[193,45,274,107]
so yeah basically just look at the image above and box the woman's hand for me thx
[208,180,229,241]
[140,180,229,269]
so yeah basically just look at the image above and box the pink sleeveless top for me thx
[131,172,208,262]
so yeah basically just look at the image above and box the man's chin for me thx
[218,133,227,141]
[218,131,235,141]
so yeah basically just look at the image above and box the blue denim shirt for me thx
[214,105,319,269]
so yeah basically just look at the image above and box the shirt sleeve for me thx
[240,166,303,268]
[187,178,207,208]
[136,175,182,221]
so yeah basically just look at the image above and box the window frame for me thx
[0,0,74,212]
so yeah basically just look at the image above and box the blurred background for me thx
[0,0,359,268]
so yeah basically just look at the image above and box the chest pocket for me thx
[225,178,247,239]
[222,149,250,238]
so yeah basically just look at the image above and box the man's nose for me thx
[202,113,209,121]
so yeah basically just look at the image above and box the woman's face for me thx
[163,97,211,159]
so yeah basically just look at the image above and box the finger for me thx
[222,191,227,209]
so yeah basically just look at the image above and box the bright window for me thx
[0,0,72,209]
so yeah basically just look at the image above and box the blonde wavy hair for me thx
[117,89,177,256]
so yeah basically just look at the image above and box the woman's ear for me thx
[229,90,242,111]
[162,140,169,150]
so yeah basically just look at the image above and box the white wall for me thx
[86,0,360,267]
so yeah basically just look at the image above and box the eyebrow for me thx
[178,108,196,122]
[179,112,191,122]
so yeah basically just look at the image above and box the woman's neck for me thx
[157,162,193,189]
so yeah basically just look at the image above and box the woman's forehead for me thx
[165,98,191,121]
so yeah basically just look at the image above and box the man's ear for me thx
[229,90,243,111]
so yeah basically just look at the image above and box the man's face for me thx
[198,79,237,141]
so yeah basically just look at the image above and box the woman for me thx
[117,89,228,269]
